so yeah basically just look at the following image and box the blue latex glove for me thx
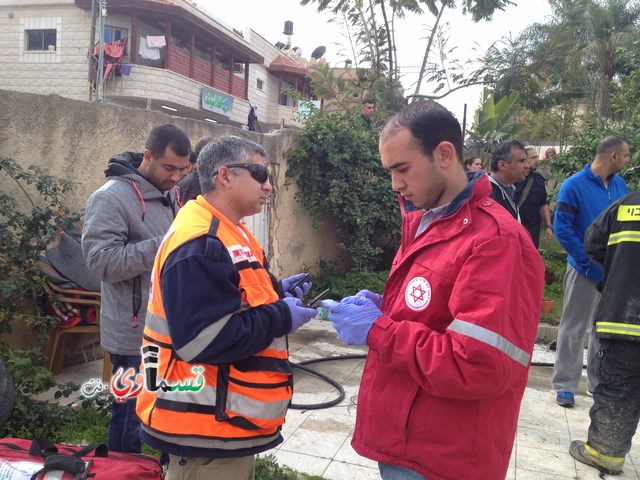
[281,273,312,300]
[321,297,382,345]
[355,289,383,307]
[283,297,317,334]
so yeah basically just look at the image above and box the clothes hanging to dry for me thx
[139,37,161,60]
[145,35,166,48]
[92,37,128,84]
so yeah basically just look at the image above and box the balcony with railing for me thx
[163,42,247,100]
[79,0,262,103]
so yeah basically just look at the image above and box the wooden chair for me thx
[43,280,111,384]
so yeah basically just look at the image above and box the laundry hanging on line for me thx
[139,37,161,60]
[146,35,166,48]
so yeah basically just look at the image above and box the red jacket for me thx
[352,174,544,480]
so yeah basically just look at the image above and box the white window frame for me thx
[20,18,62,63]
[26,29,57,51]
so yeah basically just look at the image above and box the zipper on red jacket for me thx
[404,390,420,434]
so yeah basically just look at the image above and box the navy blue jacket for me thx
[161,235,290,365]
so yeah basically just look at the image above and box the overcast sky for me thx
[198,0,553,119]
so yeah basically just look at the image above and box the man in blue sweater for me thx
[552,136,629,407]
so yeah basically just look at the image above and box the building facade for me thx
[0,0,316,130]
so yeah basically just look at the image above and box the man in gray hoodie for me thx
[82,124,191,453]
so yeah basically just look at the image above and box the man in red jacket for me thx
[322,100,544,480]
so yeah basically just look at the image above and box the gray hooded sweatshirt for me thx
[82,152,179,356]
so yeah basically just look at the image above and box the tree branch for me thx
[407,79,492,102]
[414,4,447,95]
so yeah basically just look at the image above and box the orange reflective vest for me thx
[136,196,291,454]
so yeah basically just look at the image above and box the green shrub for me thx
[310,263,389,300]
[546,53,640,195]
[0,156,81,437]
[255,454,296,479]
[539,237,567,324]
[53,403,109,444]
[0,156,79,339]
[285,112,401,271]
[1,348,78,438]
[255,454,326,480]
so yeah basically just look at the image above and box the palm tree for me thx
[482,0,640,117]
[581,0,640,116]
[502,0,640,117]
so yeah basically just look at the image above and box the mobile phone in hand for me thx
[306,288,331,308]
[287,273,312,294]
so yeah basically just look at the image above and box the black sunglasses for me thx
[214,163,269,184]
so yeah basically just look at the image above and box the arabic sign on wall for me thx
[297,100,321,119]
[201,87,234,117]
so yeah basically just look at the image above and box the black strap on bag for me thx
[30,455,87,480]
[28,438,107,480]
[517,175,535,208]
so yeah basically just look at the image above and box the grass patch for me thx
[256,453,327,479]
[54,404,109,445]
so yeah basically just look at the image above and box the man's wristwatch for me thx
[545,225,553,230]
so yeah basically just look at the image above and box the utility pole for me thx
[88,0,106,102]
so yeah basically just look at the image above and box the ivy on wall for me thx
[285,112,401,271]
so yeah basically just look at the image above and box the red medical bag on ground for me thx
[0,437,162,479]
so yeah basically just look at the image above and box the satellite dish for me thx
[311,45,326,60]
[293,47,302,57]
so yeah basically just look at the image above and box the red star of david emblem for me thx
[410,284,426,302]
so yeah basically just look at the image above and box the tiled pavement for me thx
[39,318,640,479]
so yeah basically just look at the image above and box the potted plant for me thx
[541,298,555,314]
[541,266,556,314]
[540,255,563,318]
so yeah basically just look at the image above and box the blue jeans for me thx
[379,462,427,480]
[108,353,142,453]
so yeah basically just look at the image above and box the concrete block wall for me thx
[0,88,340,272]
[0,88,342,367]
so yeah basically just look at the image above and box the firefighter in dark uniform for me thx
[570,189,640,475]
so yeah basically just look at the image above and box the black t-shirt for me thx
[514,171,548,226]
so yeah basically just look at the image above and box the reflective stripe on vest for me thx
[150,384,291,420]
[607,230,640,246]
[137,197,290,447]
[447,319,531,367]
[146,310,288,363]
[595,321,640,337]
